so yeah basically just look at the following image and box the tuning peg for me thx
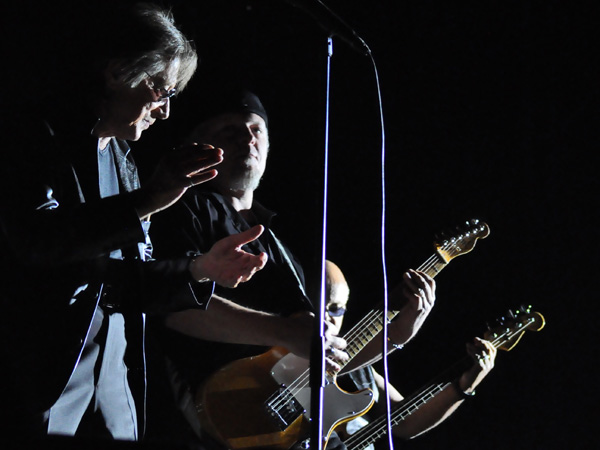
[485,321,499,338]
[518,304,532,314]
[472,219,483,230]
[465,218,489,236]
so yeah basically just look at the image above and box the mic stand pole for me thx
[309,36,334,450]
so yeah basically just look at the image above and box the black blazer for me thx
[0,111,211,435]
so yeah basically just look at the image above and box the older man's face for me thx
[196,112,269,194]
[100,60,180,142]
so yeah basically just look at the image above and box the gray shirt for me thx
[46,139,144,440]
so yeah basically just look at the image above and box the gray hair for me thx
[97,2,198,92]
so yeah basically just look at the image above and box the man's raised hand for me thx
[189,225,268,288]
[135,144,223,219]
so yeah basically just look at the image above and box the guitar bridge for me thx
[266,384,305,430]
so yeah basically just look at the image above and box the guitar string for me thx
[265,230,487,439]
[333,238,463,365]
[345,320,528,450]
[265,235,481,421]
[265,238,465,416]
[332,237,459,357]
[345,328,523,450]
[265,250,448,417]
[265,250,443,412]
[266,307,395,415]
[345,383,448,450]
[265,244,471,419]
[344,316,536,450]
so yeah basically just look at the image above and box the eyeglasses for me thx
[153,85,177,102]
[145,72,177,102]
[326,305,346,317]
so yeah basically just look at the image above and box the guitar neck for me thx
[340,250,449,367]
[344,311,544,450]
[340,220,491,367]
[344,379,452,450]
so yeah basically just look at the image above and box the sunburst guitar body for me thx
[196,219,490,449]
[197,346,373,449]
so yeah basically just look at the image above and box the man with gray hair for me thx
[0,3,266,443]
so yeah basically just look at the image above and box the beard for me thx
[227,164,264,192]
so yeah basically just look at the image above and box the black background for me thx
[155,2,594,448]
[3,1,597,449]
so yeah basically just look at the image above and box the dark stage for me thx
[3,1,596,449]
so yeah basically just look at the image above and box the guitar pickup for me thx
[266,384,306,430]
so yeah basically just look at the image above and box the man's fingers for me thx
[326,335,347,350]
[325,359,342,374]
[229,252,268,285]
[402,270,436,305]
[187,169,218,187]
[178,142,219,158]
[255,252,268,269]
[228,225,265,248]
[403,270,421,294]
[239,254,268,279]
[326,347,349,362]
[175,144,223,173]
[186,153,224,173]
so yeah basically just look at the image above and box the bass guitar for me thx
[196,219,490,449]
[342,306,546,450]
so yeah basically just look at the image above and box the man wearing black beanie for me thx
[145,89,435,450]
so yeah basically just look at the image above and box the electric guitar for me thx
[342,306,546,450]
[195,219,490,450]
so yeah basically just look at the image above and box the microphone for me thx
[284,0,371,55]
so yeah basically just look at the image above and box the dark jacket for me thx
[0,110,211,435]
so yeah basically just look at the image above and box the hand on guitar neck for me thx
[341,337,498,445]
[387,269,437,347]
[455,337,497,395]
[275,310,349,373]
[192,221,489,449]
[343,308,544,449]
[343,268,437,372]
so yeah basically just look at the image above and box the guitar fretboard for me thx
[344,311,544,450]
[340,249,450,367]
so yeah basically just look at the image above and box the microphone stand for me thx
[309,37,333,450]
[294,3,371,449]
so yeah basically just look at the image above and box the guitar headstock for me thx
[434,219,490,263]
[484,305,546,352]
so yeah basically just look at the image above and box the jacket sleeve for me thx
[0,118,146,267]
[138,193,224,313]
[110,257,214,314]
